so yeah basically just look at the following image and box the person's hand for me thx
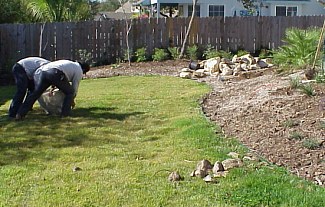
[49,85,56,97]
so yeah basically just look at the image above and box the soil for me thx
[86,59,325,186]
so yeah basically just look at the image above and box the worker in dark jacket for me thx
[16,59,90,120]
[8,57,50,118]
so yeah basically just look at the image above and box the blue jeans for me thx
[17,68,74,117]
[8,63,34,118]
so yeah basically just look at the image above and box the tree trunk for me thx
[179,0,198,59]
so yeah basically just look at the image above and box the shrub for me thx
[289,131,304,140]
[273,27,320,70]
[299,83,316,97]
[302,138,320,149]
[135,47,147,62]
[168,47,180,60]
[203,44,219,59]
[289,76,301,89]
[186,45,199,60]
[216,50,233,59]
[152,48,169,61]
[236,50,250,57]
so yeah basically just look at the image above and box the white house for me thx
[134,0,325,17]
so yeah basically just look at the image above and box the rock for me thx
[227,152,240,159]
[212,161,225,174]
[38,89,64,115]
[196,159,213,171]
[222,158,243,170]
[168,171,183,182]
[257,60,269,68]
[204,57,221,74]
[181,67,193,72]
[203,174,217,183]
[73,166,82,172]
[179,71,192,79]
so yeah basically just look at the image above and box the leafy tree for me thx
[0,0,26,23]
[98,0,128,12]
[24,0,93,22]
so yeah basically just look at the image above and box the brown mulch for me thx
[86,60,325,186]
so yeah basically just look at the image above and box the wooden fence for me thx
[0,15,324,73]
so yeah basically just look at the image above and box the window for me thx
[209,5,224,17]
[276,6,297,16]
[188,5,200,17]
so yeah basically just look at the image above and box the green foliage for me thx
[152,48,169,61]
[78,49,92,64]
[289,131,304,140]
[186,45,199,60]
[236,50,250,57]
[0,0,26,23]
[315,73,325,83]
[289,76,301,89]
[167,47,180,60]
[135,47,147,62]
[299,83,316,97]
[259,48,273,59]
[283,119,299,128]
[203,44,219,59]
[25,0,93,22]
[302,138,320,149]
[273,27,320,70]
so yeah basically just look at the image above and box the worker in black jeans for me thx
[16,60,90,120]
[8,57,50,118]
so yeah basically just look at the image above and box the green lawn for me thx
[0,76,324,207]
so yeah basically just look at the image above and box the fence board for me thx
[1,16,325,72]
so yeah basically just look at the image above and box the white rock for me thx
[179,71,192,79]
[38,89,65,115]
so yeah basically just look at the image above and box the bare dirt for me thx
[86,60,325,185]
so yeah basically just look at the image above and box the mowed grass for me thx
[0,76,325,207]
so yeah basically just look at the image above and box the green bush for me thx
[152,48,169,61]
[236,49,250,57]
[186,45,199,60]
[203,44,219,59]
[167,47,180,60]
[135,47,147,62]
[273,27,320,70]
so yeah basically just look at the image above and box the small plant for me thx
[289,76,301,89]
[273,27,320,70]
[315,73,325,83]
[203,44,219,59]
[78,49,92,63]
[302,138,320,149]
[152,48,169,61]
[167,47,180,60]
[215,50,233,59]
[135,47,147,62]
[282,119,298,128]
[288,131,304,140]
[186,45,199,60]
[320,120,325,129]
[259,48,273,59]
[236,50,250,57]
[299,83,316,97]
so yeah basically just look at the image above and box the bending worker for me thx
[16,59,90,120]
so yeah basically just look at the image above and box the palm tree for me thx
[23,0,92,22]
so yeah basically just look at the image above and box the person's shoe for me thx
[15,114,24,121]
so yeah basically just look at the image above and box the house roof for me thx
[94,12,133,21]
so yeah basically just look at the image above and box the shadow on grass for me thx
[72,106,144,121]
[0,106,145,166]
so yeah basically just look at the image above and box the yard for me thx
[1,61,325,206]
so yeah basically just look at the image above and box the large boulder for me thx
[38,89,65,115]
